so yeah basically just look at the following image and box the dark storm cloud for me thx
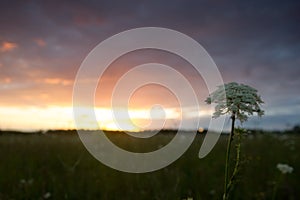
[0,0,299,127]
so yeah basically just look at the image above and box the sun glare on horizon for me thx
[0,106,211,132]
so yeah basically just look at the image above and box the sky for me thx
[0,0,300,131]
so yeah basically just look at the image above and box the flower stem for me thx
[223,114,235,200]
[272,174,283,200]
[226,132,242,195]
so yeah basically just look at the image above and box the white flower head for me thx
[277,163,293,174]
[205,82,264,122]
[43,192,51,199]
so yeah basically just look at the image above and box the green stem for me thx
[223,114,235,200]
[272,174,283,200]
[226,133,241,195]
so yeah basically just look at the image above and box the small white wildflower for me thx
[20,179,26,184]
[28,178,34,185]
[279,135,288,141]
[209,189,216,195]
[43,192,51,199]
[277,163,293,174]
[290,146,295,151]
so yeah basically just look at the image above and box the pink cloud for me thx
[43,78,73,86]
[34,38,46,47]
[0,77,12,84]
[0,41,18,52]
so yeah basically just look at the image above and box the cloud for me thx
[43,78,73,86]
[0,42,18,52]
[0,0,299,129]
[34,38,46,47]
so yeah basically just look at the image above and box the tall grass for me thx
[0,131,299,199]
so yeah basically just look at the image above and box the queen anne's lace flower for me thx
[43,192,51,199]
[205,82,264,122]
[277,163,293,174]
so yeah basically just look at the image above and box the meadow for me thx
[0,130,299,200]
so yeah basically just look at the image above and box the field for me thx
[0,130,299,200]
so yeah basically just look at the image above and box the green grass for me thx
[0,131,299,199]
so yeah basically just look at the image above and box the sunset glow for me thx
[0,106,203,131]
[0,0,299,131]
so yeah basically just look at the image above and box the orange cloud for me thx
[44,78,73,86]
[34,38,46,47]
[0,41,18,52]
[4,77,12,83]
[0,77,12,84]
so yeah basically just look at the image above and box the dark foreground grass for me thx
[0,131,299,200]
